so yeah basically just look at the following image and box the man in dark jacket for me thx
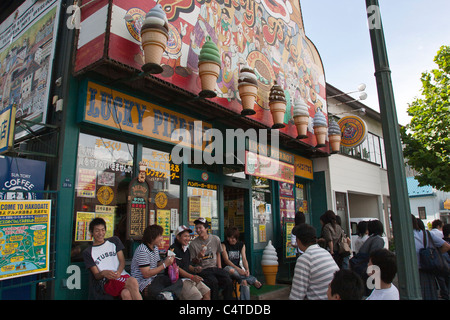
[168,225,210,300]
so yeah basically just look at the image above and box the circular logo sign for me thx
[155,192,168,208]
[97,186,114,205]
[337,116,368,148]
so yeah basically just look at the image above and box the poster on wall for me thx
[0,199,51,280]
[75,0,327,147]
[0,0,61,139]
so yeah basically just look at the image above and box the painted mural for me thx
[76,0,327,146]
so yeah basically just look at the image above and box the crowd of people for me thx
[82,211,450,300]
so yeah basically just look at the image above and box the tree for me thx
[400,45,450,191]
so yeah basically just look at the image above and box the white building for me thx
[314,83,392,241]
[407,176,450,227]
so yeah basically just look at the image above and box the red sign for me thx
[245,151,294,184]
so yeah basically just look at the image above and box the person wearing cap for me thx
[190,218,233,300]
[168,225,211,300]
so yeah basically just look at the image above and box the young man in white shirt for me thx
[366,249,399,300]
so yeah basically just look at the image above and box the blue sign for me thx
[0,156,46,200]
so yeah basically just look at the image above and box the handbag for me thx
[168,260,179,283]
[338,233,351,257]
[419,230,450,277]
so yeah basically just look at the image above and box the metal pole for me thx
[365,0,422,300]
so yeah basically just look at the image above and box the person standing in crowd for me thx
[289,224,339,300]
[411,215,450,300]
[366,249,399,300]
[327,269,364,300]
[443,224,450,299]
[83,218,142,300]
[430,219,444,239]
[221,226,262,300]
[291,211,306,257]
[168,225,211,300]
[358,219,385,255]
[190,217,233,300]
[320,210,346,268]
[131,225,182,300]
[354,221,369,255]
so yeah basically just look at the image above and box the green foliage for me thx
[400,45,450,192]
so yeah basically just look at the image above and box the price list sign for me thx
[127,178,151,240]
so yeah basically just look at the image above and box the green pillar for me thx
[365,0,421,299]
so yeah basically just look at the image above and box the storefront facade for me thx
[0,0,332,299]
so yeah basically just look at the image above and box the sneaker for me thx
[156,291,174,300]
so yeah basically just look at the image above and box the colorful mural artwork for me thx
[75,0,327,147]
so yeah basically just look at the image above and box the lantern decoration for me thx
[198,36,221,98]
[268,81,286,129]
[238,63,258,116]
[293,98,310,139]
[140,4,169,74]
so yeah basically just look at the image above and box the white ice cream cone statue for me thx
[328,118,342,153]
[261,240,278,285]
[293,99,310,139]
[269,81,286,129]
[313,110,327,147]
[198,36,221,98]
[238,63,258,115]
[140,4,169,74]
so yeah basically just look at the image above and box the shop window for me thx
[295,182,310,224]
[187,181,219,236]
[252,176,272,250]
[141,147,181,252]
[71,133,134,262]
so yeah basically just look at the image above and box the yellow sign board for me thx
[0,105,16,154]
[444,199,450,210]
[294,155,313,180]
[82,81,212,149]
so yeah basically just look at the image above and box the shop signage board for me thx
[0,199,51,280]
[0,105,16,154]
[338,116,368,148]
[245,151,294,184]
[80,80,212,150]
[74,0,328,149]
[127,176,151,240]
[0,0,61,139]
[294,154,313,180]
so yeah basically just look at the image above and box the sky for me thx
[299,0,450,126]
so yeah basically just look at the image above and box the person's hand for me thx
[164,256,174,267]
[191,275,203,283]
[102,270,119,280]
[194,266,203,274]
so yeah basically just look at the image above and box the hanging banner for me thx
[0,0,61,139]
[338,116,368,148]
[0,199,51,280]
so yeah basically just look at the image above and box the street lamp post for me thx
[365,0,422,299]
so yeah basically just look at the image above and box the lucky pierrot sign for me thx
[338,115,368,148]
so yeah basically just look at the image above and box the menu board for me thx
[127,177,151,240]
[284,220,296,259]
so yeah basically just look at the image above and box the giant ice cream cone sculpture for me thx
[238,63,258,115]
[198,36,221,98]
[313,110,327,147]
[140,4,169,74]
[328,118,341,153]
[293,99,310,139]
[261,240,278,285]
[269,81,286,129]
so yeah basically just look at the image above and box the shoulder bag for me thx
[419,230,450,277]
